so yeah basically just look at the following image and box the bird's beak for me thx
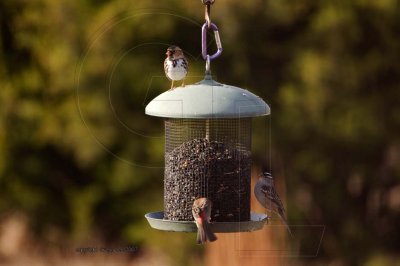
[166,50,171,56]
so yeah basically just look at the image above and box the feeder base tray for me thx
[145,211,268,233]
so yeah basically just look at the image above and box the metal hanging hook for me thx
[206,5,211,28]
[201,0,220,75]
[202,0,215,28]
[202,22,222,61]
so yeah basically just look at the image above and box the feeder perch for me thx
[144,74,270,232]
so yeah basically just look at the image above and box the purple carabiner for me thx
[202,22,223,60]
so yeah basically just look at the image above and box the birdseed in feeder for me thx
[164,138,251,222]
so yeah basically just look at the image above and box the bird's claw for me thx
[261,215,270,223]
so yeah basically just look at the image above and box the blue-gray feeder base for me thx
[145,211,269,233]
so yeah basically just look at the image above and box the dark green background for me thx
[1,1,399,265]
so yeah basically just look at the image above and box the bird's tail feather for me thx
[279,214,293,237]
[197,222,217,244]
[196,225,206,244]
[204,221,217,242]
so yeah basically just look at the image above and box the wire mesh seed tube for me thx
[164,118,252,222]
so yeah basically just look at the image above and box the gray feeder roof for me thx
[145,75,270,119]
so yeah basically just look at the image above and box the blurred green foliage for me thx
[1,0,400,265]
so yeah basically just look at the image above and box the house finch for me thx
[254,172,292,235]
[164,46,188,90]
[192,198,217,244]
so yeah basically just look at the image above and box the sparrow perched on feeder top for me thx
[254,172,292,235]
[192,197,217,244]
[164,46,188,90]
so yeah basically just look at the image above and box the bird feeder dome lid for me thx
[145,75,270,119]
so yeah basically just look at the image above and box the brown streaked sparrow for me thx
[164,46,188,90]
[192,197,217,244]
[254,172,292,235]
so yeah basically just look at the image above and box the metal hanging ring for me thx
[201,22,223,60]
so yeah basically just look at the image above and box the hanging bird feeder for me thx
[145,1,270,233]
